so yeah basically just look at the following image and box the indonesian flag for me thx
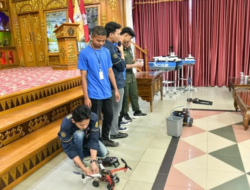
[74,0,84,40]
[79,0,90,43]
[68,0,74,23]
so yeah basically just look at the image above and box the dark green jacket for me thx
[124,46,136,84]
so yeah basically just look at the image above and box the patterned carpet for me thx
[0,67,80,96]
[163,110,250,190]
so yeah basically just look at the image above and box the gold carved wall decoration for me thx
[33,16,40,28]
[41,20,46,40]
[68,42,77,64]
[102,14,107,27]
[39,52,45,62]
[52,106,68,121]
[28,115,49,132]
[28,52,33,62]
[112,17,116,22]
[13,6,17,14]
[43,0,67,10]
[108,0,117,11]
[70,99,83,112]
[84,0,93,3]
[36,34,42,45]
[60,46,66,60]
[15,22,22,47]
[45,56,50,65]
[39,1,43,10]
[22,18,28,28]
[16,0,38,14]
[49,56,60,65]
[20,56,25,66]
[25,34,31,45]
[0,126,25,148]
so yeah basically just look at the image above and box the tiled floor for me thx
[164,110,250,190]
[13,86,248,190]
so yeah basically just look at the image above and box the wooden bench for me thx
[0,119,63,190]
[233,88,250,130]
[0,86,83,148]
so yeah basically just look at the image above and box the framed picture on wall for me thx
[45,9,68,54]
[85,4,101,36]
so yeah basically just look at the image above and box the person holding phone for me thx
[103,22,128,140]
[118,27,147,126]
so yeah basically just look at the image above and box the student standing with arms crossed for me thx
[78,26,120,147]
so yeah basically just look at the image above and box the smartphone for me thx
[117,41,121,53]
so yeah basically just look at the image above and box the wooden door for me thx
[30,14,46,66]
[19,14,37,67]
[19,13,46,67]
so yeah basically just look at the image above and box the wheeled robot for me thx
[74,157,132,190]
[171,98,213,127]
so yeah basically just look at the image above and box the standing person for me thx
[119,27,147,125]
[78,26,120,147]
[58,105,108,175]
[103,22,128,140]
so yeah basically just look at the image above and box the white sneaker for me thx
[118,126,129,132]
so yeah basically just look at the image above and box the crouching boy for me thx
[58,105,108,175]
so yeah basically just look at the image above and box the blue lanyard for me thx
[92,46,102,71]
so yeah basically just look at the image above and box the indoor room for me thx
[0,0,250,190]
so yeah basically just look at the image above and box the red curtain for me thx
[133,0,190,63]
[191,0,250,86]
[133,0,250,87]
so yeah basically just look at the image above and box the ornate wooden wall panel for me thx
[8,0,125,67]
[42,0,67,10]
[15,0,39,14]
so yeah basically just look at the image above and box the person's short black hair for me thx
[92,26,107,37]
[105,22,121,37]
[120,27,136,38]
[72,105,91,122]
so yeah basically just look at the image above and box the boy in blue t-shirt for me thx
[78,26,120,147]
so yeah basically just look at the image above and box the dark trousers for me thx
[90,98,113,141]
[123,81,140,113]
[118,82,140,126]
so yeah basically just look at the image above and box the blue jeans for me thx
[73,130,108,161]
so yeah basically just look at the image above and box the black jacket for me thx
[103,40,126,89]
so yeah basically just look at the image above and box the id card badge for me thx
[99,71,104,80]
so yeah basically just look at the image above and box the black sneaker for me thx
[123,113,132,122]
[102,139,119,147]
[110,133,128,139]
[133,110,147,119]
